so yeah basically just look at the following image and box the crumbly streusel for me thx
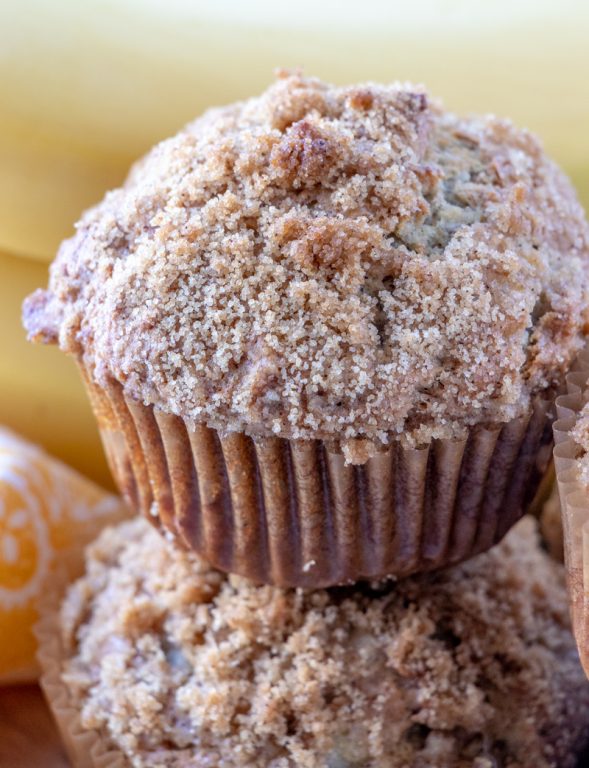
[24,72,589,458]
[569,397,589,490]
[59,516,589,768]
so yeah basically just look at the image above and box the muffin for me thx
[554,345,589,675]
[23,71,589,586]
[37,515,589,768]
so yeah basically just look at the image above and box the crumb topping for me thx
[60,516,589,768]
[24,72,589,453]
[569,395,589,490]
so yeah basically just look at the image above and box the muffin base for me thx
[36,517,589,768]
[81,365,555,587]
[554,345,589,677]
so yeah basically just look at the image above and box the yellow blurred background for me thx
[1,0,588,488]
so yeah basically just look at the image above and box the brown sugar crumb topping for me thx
[60,517,589,768]
[24,72,589,457]
[569,394,589,489]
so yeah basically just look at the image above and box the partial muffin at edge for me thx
[553,360,589,677]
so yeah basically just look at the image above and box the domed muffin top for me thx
[23,72,589,460]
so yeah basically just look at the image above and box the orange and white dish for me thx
[0,427,127,685]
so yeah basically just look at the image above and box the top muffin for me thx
[23,72,589,460]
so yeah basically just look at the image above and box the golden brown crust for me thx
[59,516,589,768]
[24,72,589,454]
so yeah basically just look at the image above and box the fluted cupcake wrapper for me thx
[553,345,589,678]
[35,566,127,768]
[79,366,554,588]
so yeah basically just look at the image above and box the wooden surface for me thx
[0,685,69,768]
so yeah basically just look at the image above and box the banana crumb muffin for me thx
[22,72,589,587]
[24,71,589,457]
[56,517,589,768]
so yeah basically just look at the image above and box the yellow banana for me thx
[0,1,587,263]
[0,1,587,478]
[0,248,112,487]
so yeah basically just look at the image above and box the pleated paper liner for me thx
[35,563,128,768]
[554,345,589,677]
[79,364,555,588]
[537,468,564,562]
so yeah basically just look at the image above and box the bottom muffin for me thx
[42,517,588,768]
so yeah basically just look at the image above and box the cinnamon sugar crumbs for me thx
[569,396,589,489]
[60,516,589,768]
[23,73,589,458]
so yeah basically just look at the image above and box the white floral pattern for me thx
[0,428,125,610]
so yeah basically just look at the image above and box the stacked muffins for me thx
[24,73,589,766]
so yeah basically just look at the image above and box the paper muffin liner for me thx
[35,565,127,768]
[536,468,564,563]
[79,365,555,587]
[553,345,589,677]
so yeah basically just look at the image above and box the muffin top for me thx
[59,516,588,768]
[24,72,589,459]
